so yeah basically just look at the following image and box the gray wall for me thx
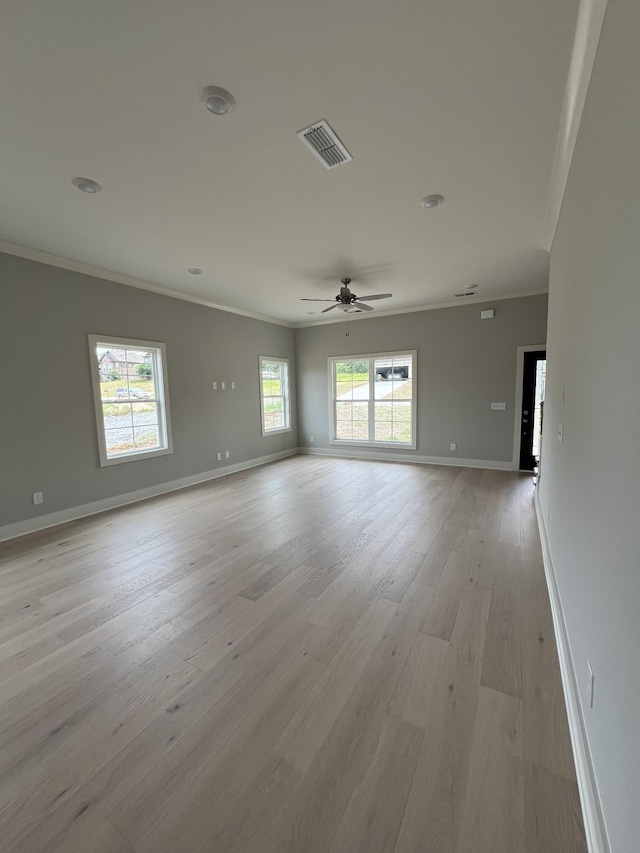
[295,294,548,463]
[538,1,640,849]
[0,253,297,528]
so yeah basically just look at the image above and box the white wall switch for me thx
[231,382,235,390]
[216,452,222,461]
[212,381,217,390]
[225,451,230,459]
[557,423,564,443]
[587,661,594,708]
[32,492,44,505]
[481,309,495,320]
[491,402,506,410]
[221,381,226,390]
[450,443,457,451]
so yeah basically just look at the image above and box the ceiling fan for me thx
[301,278,392,313]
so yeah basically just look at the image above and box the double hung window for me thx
[89,335,172,466]
[330,351,416,448]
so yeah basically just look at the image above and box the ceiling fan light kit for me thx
[301,277,392,314]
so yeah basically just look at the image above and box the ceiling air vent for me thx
[297,119,353,169]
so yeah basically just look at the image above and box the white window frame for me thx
[88,334,173,467]
[328,350,417,450]
[259,355,291,436]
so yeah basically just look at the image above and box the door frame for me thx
[512,344,546,471]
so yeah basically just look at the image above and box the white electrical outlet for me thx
[491,402,506,411]
[231,382,235,390]
[216,452,222,461]
[450,443,457,451]
[32,492,44,505]
[212,381,217,390]
[587,661,594,708]
[221,381,226,390]
[309,435,314,443]
[225,451,230,459]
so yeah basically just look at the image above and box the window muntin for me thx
[259,356,291,435]
[89,335,172,466]
[330,351,416,448]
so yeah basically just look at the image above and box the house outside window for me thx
[259,356,291,435]
[329,351,416,448]
[88,334,173,466]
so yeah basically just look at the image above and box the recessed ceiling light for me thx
[421,194,444,208]
[188,268,203,275]
[71,177,102,194]
[203,86,235,116]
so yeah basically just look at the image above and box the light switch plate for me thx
[491,402,506,410]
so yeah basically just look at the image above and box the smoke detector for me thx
[203,86,235,116]
[297,120,353,169]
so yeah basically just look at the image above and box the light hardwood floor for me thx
[0,456,586,852]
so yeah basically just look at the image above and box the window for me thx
[88,335,173,466]
[330,351,416,448]
[259,356,291,435]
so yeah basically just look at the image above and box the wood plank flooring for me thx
[0,456,586,852]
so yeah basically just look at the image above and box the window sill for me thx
[261,426,292,437]
[99,446,173,467]
[330,439,416,451]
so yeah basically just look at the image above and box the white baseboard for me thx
[0,449,298,543]
[534,490,609,853]
[298,446,514,471]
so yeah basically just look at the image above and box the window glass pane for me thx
[374,400,412,443]
[374,357,412,400]
[132,401,158,428]
[336,421,353,440]
[335,360,369,401]
[105,427,134,456]
[134,425,160,451]
[102,402,132,430]
[265,410,284,430]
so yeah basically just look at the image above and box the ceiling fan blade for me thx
[356,302,374,311]
[301,298,337,302]
[355,293,392,301]
[321,303,340,313]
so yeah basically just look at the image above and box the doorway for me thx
[519,350,546,471]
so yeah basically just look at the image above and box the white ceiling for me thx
[0,0,580,325]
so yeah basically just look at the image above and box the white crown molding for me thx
[534,490,610,853]
[293,287,549,328]
[0,448,297,543]
[542,0,609,251]
[0,238,548,329]
[0,239,294,328]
